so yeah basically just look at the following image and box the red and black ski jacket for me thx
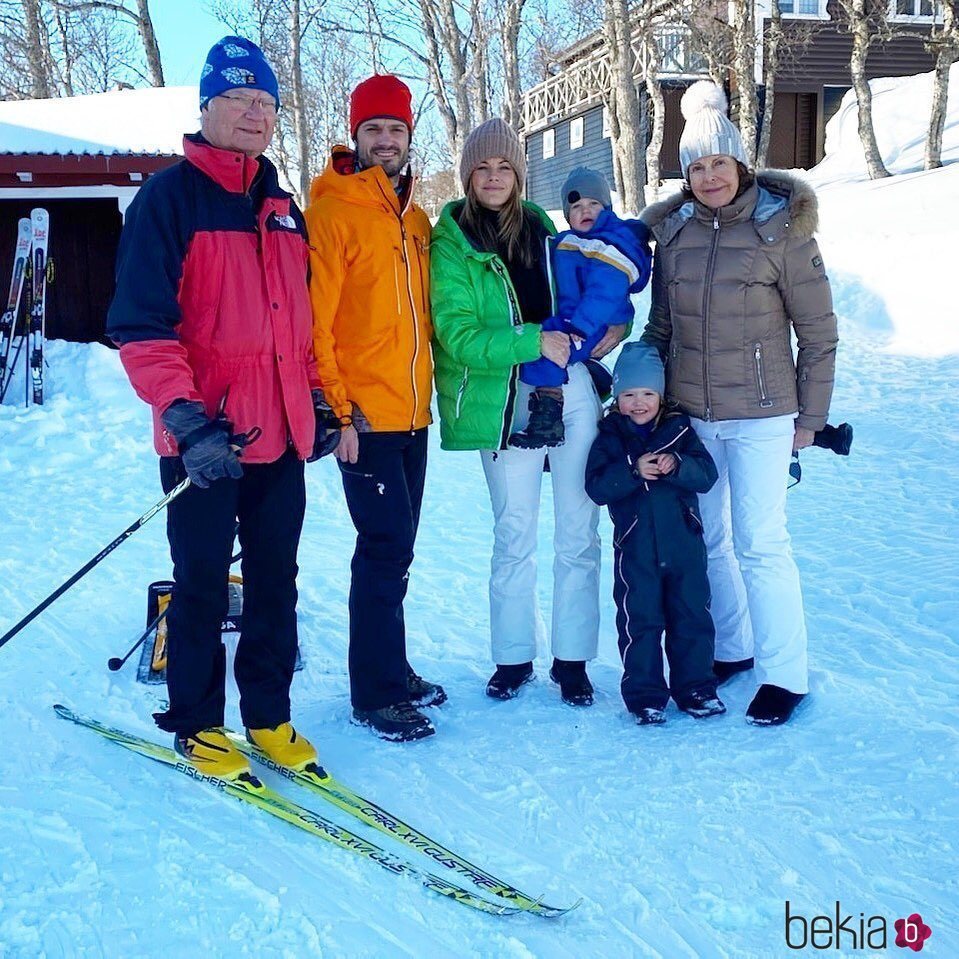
[107,134,319,464]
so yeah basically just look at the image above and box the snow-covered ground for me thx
[2,87,959,959]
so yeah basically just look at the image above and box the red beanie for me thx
[350,74,414,138]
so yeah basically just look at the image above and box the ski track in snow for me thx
[1,241,958,958]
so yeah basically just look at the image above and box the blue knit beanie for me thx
[612,342,665,398]
[199,36,280,110]
[561,166,612,220]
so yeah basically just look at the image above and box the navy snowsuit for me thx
[522,209,651,388]
[585,409,719,711]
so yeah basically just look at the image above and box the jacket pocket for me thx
[752,342,774,409]
[454,367,470,419]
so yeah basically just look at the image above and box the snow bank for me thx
[808,62,959,186]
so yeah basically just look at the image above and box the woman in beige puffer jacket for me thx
[640,81,838,727]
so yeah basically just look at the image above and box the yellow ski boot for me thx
[174,729,251,781]
[246,722,317,771]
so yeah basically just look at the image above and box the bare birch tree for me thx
[643,29,665,199]
[830,0,891,178]
[729,0,758,166]
[22,0,53,97]
[53,0,164,85]
[756,0,782,167]
[925,0,959,169]
[604,0,646,212]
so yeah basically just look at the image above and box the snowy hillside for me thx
[2,95,958,959]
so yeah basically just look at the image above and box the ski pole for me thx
[0,477,191,652]
[107,607,168,672]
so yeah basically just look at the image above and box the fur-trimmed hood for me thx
[641,169,819,247]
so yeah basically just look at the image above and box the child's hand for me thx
[635,453,661,480]
[656,453,677,475]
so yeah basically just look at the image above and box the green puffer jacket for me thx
[430,200,554,451]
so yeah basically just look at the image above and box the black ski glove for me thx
[307,389,342,462]
[161,400,244,488]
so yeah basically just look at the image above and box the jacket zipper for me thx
[455,367,469,419]
[753,343,773,408]
[491,257,524,449]
[543,235,558,314]
[700,213,721,420]
[377,178,422,433]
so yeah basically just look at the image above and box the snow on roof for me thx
[0,86,200,156]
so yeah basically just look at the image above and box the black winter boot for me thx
[745,684,806,726]
[407,665,447,708]
[351,703,435,741]
[508,391,565,449]
[713,657,754,684]
[676,688,726,718]
[486,662,535,700]
[631,706,666,726]
[549,659,594,707]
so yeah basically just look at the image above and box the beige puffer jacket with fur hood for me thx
[640,170,837,431]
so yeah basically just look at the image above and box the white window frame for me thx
[602,106,612,138]
[775,0,824,17]
[888,0,940,19]
[569,116,584,150]
[542,128,555,159]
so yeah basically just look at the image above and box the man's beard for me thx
[357,144,410,178]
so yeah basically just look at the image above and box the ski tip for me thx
[53,703,74,720]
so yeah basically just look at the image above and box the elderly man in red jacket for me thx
[107,37,336,781]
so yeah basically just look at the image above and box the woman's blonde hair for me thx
[460,168,536,267]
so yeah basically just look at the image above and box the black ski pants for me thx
[156,449,306,736]
[339,428,427,711]
[613,529,716,712]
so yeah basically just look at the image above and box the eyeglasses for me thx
[787,453,802,490]
[218,93,278,115]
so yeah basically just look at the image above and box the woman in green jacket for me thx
[430,118,624,707]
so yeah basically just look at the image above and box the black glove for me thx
[161,400,244,489]
[307,389,342,462]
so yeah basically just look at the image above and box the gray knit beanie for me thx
[678,81,748,177]
[561,167,612,220]
[460,118,527,193]
[612,342,665,398]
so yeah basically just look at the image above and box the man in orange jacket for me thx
[305,74,444,742]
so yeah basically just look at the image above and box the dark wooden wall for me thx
[525,83,691,210]
[0,197,122,346]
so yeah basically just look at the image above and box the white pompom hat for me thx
[678,80,749,176]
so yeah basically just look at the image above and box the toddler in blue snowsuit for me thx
[585,343,726,725]
[508,168,652,450]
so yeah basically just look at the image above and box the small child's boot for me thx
[508,389,565,449]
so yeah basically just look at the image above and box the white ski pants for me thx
[480,363,602,665]
[691,415,809,694]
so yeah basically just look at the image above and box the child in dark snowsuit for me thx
[508,167,651,449]
[585,343,725,725]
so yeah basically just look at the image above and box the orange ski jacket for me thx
[304,147,433,433]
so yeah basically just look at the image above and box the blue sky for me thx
[151,0,228,86]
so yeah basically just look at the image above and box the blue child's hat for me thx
[200,36,280,110]
[612,342,665,398]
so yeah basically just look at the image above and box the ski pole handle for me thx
[107,606,169,672]
[0,477,191,652]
